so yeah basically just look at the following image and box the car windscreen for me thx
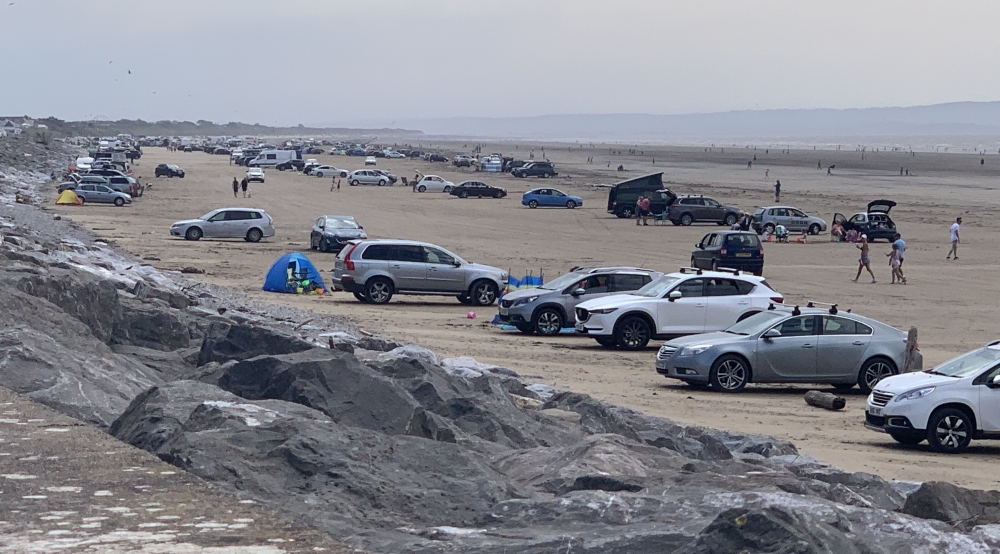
[634,276,681,298]
[539,271,587,291]
[926,347,1000,378]
[324,217,359,229]
[725,311,786,336]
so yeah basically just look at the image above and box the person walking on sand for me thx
[887,243,904,284]
[852,235,877,283]
[893,232,906,273]
[947,217,962,260]
[639,195,651,226]
[240,177,248,198]
[635,195,644,226]
[232,177,239,198]
[774,180,781,202]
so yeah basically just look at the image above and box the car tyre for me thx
[690,256,698,268]
[857,357,896,394]
[533,308,563,336]
[566,200,576,209]
[725,213,738,226]
[680,213,694,226]
[711,260,720,271]
[114,197,125,207]
[614,315,651,350]
[469,280,498,306]
[809,223,821,235]
[528,200,539,208]
[926,407,973,453]
[889,432,925,446]
[709,354,750,392]
[763,223,775,234]
[378,180,386,186]
[184,227,202,241]
[365,277,393,304]
[620,206,635,218]
[316,172,325,178]
[353,292,368,303]
[542,172,551,178]
[418,185,426,192]
[459,190,469,198]
[352,180,361,186]
[443,186,452,193]
[245,228,263,243]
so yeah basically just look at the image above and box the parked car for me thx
[607,176,676,218]
[310,215,367,253]
[332,239,508,305]
[428,153,448,162]
[275,159,306,171]
[752,206,827,235]
[73,183,133,206]
[348,170,391,186]
[450,181,506,198]
[409,150,425,158]
[691,231,764,275]
[311,165,350,178]
[667,195,743,226]
[575,268,784,350]
[155,163,185,178]
[246,167,265,183]
[385,150,407,159]
[414,175,454,193]
[453,155,475,167]
[512,161,557,178]
[521,188,583,209]
[864,341,1000,453]
[835,200,898,242]
[657,305,908,393]
[365,156,377,166]
[170,208,275,242]
[499,267,662,335]
[372,169,398,184]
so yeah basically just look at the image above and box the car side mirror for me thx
[696,243,703,249]
[571,288,585,297]
[991,375,1000,388]
[452,260,462,267]
[668,290,682,302]
[763,328,781,340]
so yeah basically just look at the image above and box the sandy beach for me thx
[56,141,1000,488]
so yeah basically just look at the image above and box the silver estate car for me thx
[498,267,662,336]
[752,206,827,235]
[332,239,508,305]
[655,304,912,393]
[348,170,391,186]
[170,208,275,242]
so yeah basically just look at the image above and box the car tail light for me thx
[758,249,763,260]
[720,247,727,256]
[342,243,358,270]
[770,296,784,303]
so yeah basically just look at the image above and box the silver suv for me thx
[170,208,275,242]
[498,267,662,335]
[333,240,508,305]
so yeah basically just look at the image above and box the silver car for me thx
[752,206,827,235]
[170,208,275,242]
[74,183,133,206]
[332,239,508,305]
[348,170,390,186]
[655,304,910,393]
[498,267,662,336]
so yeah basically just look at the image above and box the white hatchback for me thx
[414,175,454,193]
[866,341,1000,453]
[575,268,783,350]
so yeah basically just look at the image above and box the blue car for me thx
[522,188,583,209]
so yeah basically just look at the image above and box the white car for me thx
[414,175,454,193]
[312,165,349,178]
[246,167,265,183]
[575,268,784,350]
[365,156,377,166]
[866,341,1000,453]
[385,151,407,159]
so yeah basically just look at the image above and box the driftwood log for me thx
[804,390,846,411]
[903,327,921,373]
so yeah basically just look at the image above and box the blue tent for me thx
[262,252,326,294]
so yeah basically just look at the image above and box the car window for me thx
[788,209,806,217]
[725,234,760,248]
[680,198,697,205]
[708,234,722,247]
[581,275,609,293]
[734,280,756,294]
[552,190,565,196]
[208,211,228,222]
[773,208,788,217]
[672,278,705,298]
[850,214,865,223]
[395,245,424,263]
[823,316,873,335]
[610,274,648,292]
[704,198,720,207]
[772,316,817,337]
[706,278,741,296]
[250,211,262,219]
[225,211,250,221]
[423,246,455,265]
[362,244,392,260]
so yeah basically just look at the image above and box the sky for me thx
[3,0,1000,127]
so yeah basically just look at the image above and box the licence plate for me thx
[575,322,585,332]
[735,252,751,257]
[868,407,883,417]
[499,308,509,316]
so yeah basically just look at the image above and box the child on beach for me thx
[887,243,905,284]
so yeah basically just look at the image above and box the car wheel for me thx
[857,357,896,394]
[352,180,360,186]
[184,227,202,241]
[459,191,469,198]
[671,220,681,226]
[515,323,534,335]
[470,280,499,306]
[566,200,576,209]
[709,354,750,392]
[889,432,925,446]
[542,172,551,178]
[353,292,368,303]
[725,213,738,226]
[809,223,821,235]
[114,197,125,207]
[418,185,426,192]
[614,316,651,350]
[690,256,698,268]
[365,278,393,304]
[620,206,634,218]
[534,308,563,336]
[443,186,452,193]
[245,228,263,243]
[763,223,775,234]
[378,180,386,186]
[680,213,694,226]
[926,408,973,453]
[340,172,348,178]
[711,260,720,271]
[278,167,285,171]
[528,200,539,208]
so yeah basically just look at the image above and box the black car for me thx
[667,195,743,227]
[428,153,448,162]
[310,215,367,253]
[835,200,898,242]
[449,181,507,199]
[691,231,764,275]
[155,164,185,178]
[275,159,306,171]
[409,150,425,158]
[512,161,557,178]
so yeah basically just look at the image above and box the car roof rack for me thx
[806,300,842,315]
[715,266,742,276]
[678,266,704,275]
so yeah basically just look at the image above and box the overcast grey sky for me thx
[4,0,999,127]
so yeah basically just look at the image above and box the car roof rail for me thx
[714,266,742,276]
[806,300,840,315]
[678,266,704,275]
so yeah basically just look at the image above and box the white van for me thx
[249,150,297,168]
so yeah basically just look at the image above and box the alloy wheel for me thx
[473,282,497,305]
[367,280,391,304]
[715,359,747,391]
[935,415,968,450]
[618,318,649,349]
[536,310,562,335]
[863,361,894,391]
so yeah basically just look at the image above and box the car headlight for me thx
[679,345,712,356]
[893,387,935,402]
[511,296,539,307]
[589,308,618,315]
[501,272,509,280]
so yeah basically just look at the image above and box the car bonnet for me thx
[663,331,743,348]
[873,371,959,394]
[577,293,643,310]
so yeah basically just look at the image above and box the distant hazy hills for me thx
[385,102,1000,140]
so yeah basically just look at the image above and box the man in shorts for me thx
[893,233,906,281]
[852,234,876,283]
[947,217,961,260]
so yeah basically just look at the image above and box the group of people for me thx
[634,195,652,225]
[853,233,906,284]
[231,177,249,198]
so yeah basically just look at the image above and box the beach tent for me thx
[262,252,326,294]
[55,189,82,205]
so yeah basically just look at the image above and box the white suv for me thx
[866,341,1000,453]
[574,268,784,350]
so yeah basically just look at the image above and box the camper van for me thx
[606,173,676,219]
[249,150,298,168]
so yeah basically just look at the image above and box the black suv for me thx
[668,195,743,226]
[154,164,185,178]
[512,161,557,178]
[275,159,306,171]
[691,231,763,275]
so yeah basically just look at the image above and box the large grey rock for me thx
[113,296,192,351]
[7,269,122,343]
[902,481,1000,530]
[195,320,313,366]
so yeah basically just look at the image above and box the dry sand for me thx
[56,142,1000,488]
